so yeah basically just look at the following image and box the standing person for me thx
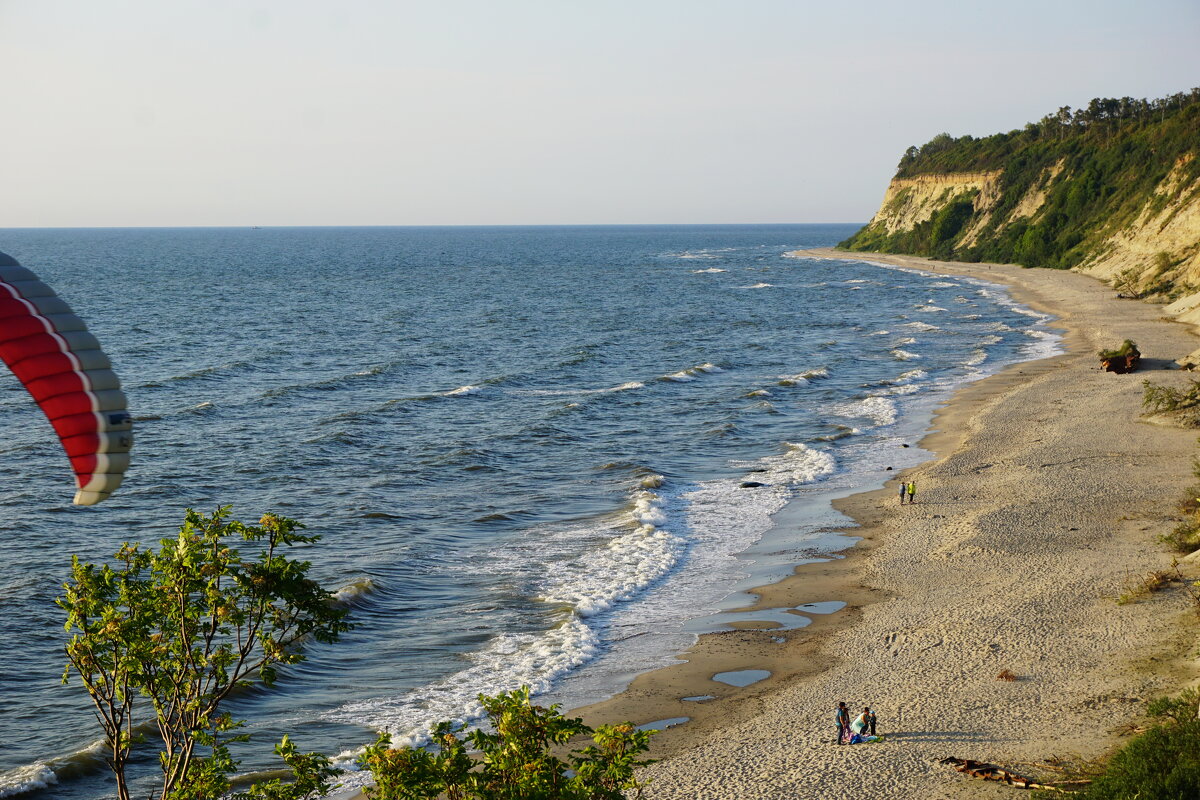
[898,481,907,505]
[835,702,851,745]
[906,480,917,504]
[866,706,877,736]
[851,707,870,736]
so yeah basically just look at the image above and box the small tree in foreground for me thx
[359,686,655,800]
[58,507,351,800]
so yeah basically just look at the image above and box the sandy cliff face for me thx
[868,171,1000,235]
[863,158,1200,294]
[1078,157,1200,289]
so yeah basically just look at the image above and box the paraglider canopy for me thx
[0,249,131,505]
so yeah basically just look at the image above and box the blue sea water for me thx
[0,225,1058,798]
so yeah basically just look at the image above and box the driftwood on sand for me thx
[939,757,1081,792]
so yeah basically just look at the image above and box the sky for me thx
[0,0,1197,227]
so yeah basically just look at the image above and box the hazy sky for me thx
[1,0,1196,227]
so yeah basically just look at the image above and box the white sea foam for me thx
[916,304,947,313]
[662,363,723,382]
[326,479,684,749]
[778,367,828,386]
[333,576,379,606]
[902,321,941,332]
[740,282,774,289]
[846,279,869,283]
[896,336,917,345]
[741,442,837,486]
[1022,329,1063,359]
[0,763,58,797]
[965,349,987,366]
[835,396,898,427]
[691,267,727,274]
[869,330,890,336]
[891,349,921,361]
[445,385,482,397]
[895,368,928,383]
[746,389,772,397]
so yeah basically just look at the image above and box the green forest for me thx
[839,89,1200,270]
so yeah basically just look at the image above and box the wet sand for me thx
[570,250,1200,798]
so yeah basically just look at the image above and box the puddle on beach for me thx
[683,600,847,633]
[712,669,770,687]
[681,695,716,702]
[636,716,690,731]
[794,601,846,615]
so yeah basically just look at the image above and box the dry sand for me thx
[570,250,1200,799]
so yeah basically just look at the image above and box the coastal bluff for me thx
[840,90,1200,301]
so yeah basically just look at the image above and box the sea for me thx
[0,225,1060,799]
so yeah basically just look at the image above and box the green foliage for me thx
[1141,377,1200,413]
[359,686,655,800]
[58,507,351,800]
[840,89,1200,274]
[235,736,339,800]
[1031,690,1200,799]
[1098,340,1138,361]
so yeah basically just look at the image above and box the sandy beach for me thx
[567,250,1200,798]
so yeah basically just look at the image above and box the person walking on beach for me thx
[898,481,907,505]
[835,702,851,745]
[906,480,917,504]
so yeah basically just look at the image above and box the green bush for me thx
[359,687,655,800]
[1142,378,1200,412]
[1064,720,1200,799]
[1035,690,1200,799]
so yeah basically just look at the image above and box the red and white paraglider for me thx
[0,249,131,505]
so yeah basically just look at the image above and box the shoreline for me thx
[571,250,1200,798]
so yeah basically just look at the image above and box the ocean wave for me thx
[745,389,771,397]
[815,425,860,442]
[738,282,773,289]
[739,442,837,487]
[777,367,828,387]
[902,321,941,332]
[325,479,683,748]
[511,381,644,397]
[915,304,947,313]
[133,359,257,390]
[0,737,107,798]
[258,364,392,401]
[891,349,920,361]
[665,247,735,260]
[661,363,724,382]
[332,576,380,607]
[444,384,483,397]
[691,267,727,274]
[965,349,987,366]
[835,396,898,427]
[869,330,890,336]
